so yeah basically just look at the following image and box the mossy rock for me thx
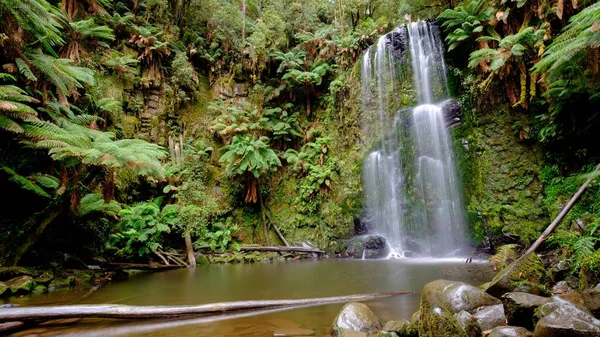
[419,280,501,337]
[32,285,47,293]
[482,252,549,298]
[419,307,468,337]
[0,267,34,281]
[6,276,36,294]
[0,282,7,296]
[49,276,75,290]
[501,292,551,330]
[34,271,54,285]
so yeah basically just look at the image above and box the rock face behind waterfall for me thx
[342,235,390,259]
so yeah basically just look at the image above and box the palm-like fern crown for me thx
[22,117,166,178]
[533,2,600,80]
[23,49,95,97]
[219,135,281,178]
[0,0,65,52]
[0,73,39,133]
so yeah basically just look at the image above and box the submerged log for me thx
[0,292,412,322]
[0,321,24,333]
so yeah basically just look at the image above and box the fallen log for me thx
[100,263,183,271]
[0,292,412,322]
[238,246,325,254]
[525,163,600,254]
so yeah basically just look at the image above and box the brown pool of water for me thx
[6,258,494,336]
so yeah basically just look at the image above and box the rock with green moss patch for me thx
[6,276,35,294]
[32,285,47,293]
[382,320,409,333]
[483,252,549,298]
[454,311,481,337]
[34,271,54,285]
[502,292,551,330]
[0,267,34,281]
[419,280,501,337]
[0,282,7,296]
[332,302,381,336]
[49,276,75,290]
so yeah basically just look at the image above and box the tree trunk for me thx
[242,0,246,42]
[258,180,270,246]
[184,232,196,268]
[0,292,412,322]
[525,163,600,254]
[272,224,290,246]
[12,205,64,266]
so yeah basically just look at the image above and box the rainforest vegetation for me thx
[0,0,599,283]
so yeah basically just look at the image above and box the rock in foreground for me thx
[332,302,381,336]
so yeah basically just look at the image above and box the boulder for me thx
[551,281,575,295]
[332,302,381,336]
[0,267,34,281]
[6,276,35,294]
[419,280,501,337]
[583,284,600,317]
[483,252,549,298]
[32,285,47,293]
[455,311,481,337]
[0,282,7,296]
[383,320,409,332]
[344,235,390,259]
[502,292,551,330]
[534,297,600,337]
[473,304,507,331]
[34,271,54,285]
[487,326,533,337]
[513,282,550,296]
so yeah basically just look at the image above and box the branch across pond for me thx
[0,292,413,322]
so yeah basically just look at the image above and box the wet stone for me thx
[332,302,381,336]
[473,304,507,331]
[487,326,533,337]
[502,292,551,330]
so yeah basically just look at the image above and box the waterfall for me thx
[361,21,467,257]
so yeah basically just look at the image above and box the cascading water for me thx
[361,20,467,257]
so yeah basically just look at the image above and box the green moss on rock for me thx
[483,252,549,298]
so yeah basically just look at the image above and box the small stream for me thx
[6,259,493,336]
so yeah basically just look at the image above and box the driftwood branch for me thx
[526,163,600,254]
[0,292,412,322]
[152,250,169,265]
[238,246,324,254]
[271,224,290,247]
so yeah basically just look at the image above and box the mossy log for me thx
[0,292,412,322]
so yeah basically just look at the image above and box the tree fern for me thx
[533,2,600,80]
[0,73,39,133]
[26,49,95,97]
[0,0,65,53]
